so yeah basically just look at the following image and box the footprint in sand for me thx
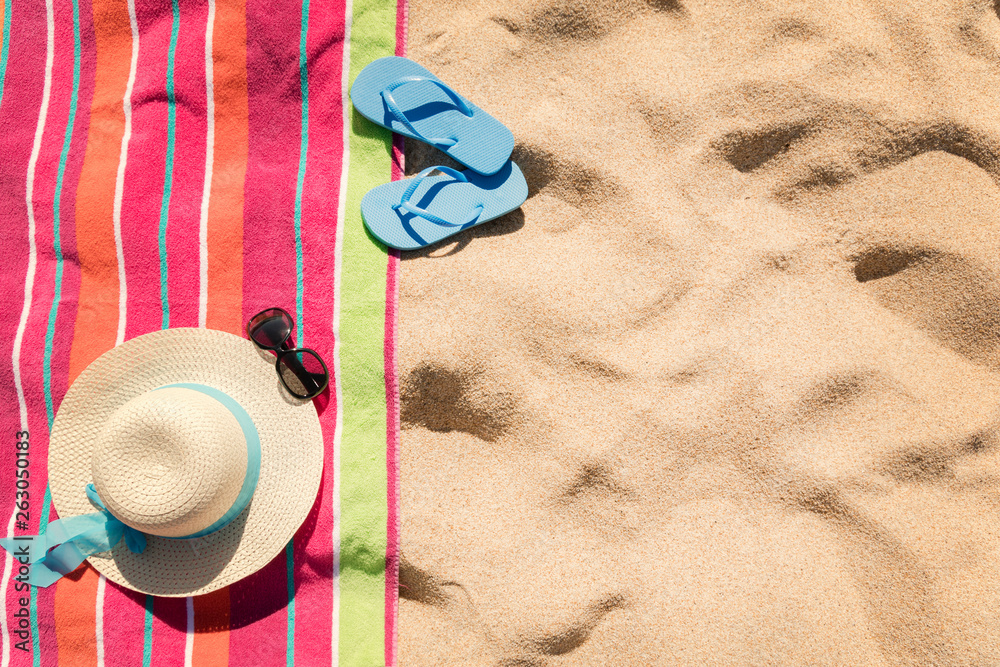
[398,0,1000,664]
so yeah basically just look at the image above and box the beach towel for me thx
[0,0,405,661]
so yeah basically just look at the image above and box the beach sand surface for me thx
[396,1,1000,663]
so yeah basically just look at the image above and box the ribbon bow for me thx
[0,485,146,588]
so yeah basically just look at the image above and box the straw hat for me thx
[48,327,324,596]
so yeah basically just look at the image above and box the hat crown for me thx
[91,387,248,538]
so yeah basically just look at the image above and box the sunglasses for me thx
[246,307,330,400]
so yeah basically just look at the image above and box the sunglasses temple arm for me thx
[280,353,323,395]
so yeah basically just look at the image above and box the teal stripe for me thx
[33,0,82,660]
[0,0,10,108]
[44,0,81,441]
[286,0,310,662]
[142,595,154,667]
[31,489,51,666]
[158,0,180,329]
[285,540,295,664]
[145,3,179,661]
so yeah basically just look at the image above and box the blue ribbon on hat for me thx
[0,383,261,588]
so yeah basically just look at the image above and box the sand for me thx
[395,1,1000,663]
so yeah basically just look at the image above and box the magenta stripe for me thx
[230,0,302,659]
[239,0,300,319]
[383,6,406,663]
[290,0,347,660]
[161,0,207,329]
[383,240,401,667]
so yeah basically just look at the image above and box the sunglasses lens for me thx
[278,350,328,399]
[248,309,292,349]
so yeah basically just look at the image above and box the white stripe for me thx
[331,1,353,661]
[1,512,18,667]
[95,575,107,667]
[4,0,54,661]
[197,0,216,328]
[112,0,140,346]
[184,596,194,666]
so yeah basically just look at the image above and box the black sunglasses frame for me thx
[246,307,330,400]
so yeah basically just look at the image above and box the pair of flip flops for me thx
[352,57,528,250]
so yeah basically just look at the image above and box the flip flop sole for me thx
[350,56,515,176]
[361,162,528,250]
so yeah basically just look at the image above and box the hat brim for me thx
[49,328,325,596]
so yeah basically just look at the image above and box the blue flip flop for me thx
[350,56,515,176]
[361,162,528,250]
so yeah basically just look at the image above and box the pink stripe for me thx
[395,0,407,59]
[229,0,302,660]
[0,0,55,664]
[384,4,406,662]
[238,0,300,321]
[228,557,288,666]
[119,0,171,340]
[102,585,147,667]
[162,0,208,329]
[149,597,187,667]
[290,0,347,661]
[120,0,207,337]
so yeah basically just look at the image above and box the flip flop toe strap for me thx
[380,76,474,149]
[393,167,484,228]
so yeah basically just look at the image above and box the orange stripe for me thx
[205,0,248,336]
[192,588,230,666]
[54,567,101,663]
[59,0,132,657]
[67,0,132,382]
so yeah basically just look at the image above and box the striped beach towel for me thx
[0,0,404,661]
